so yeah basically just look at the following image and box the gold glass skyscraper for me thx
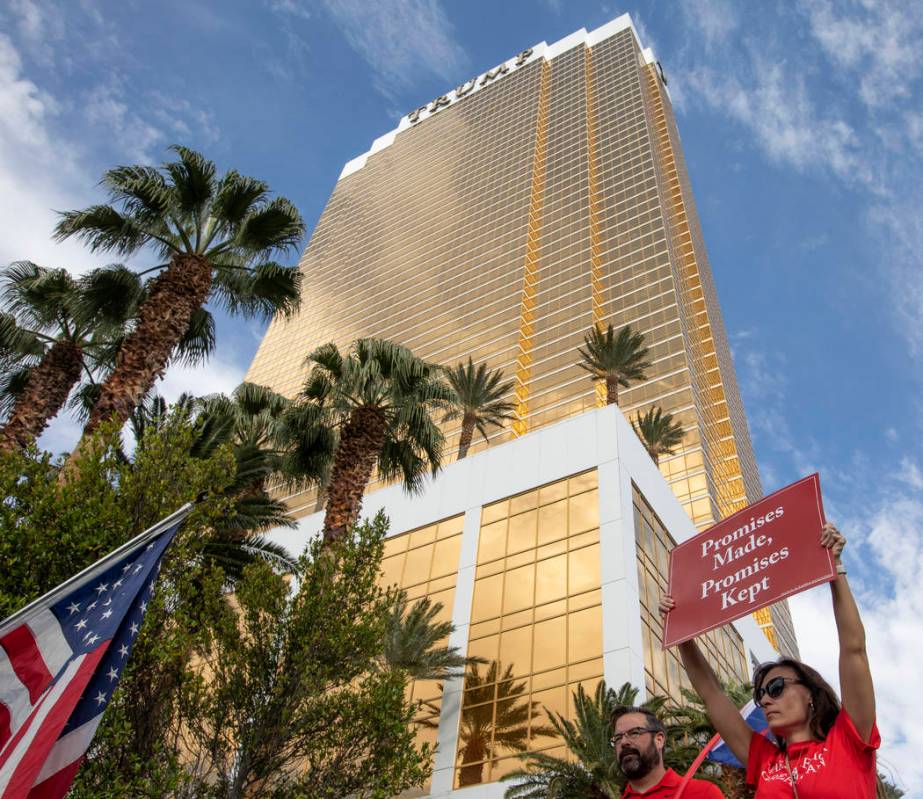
[247,16,796,656]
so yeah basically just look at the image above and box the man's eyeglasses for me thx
[755,676,802,706]
[610,727,658,747]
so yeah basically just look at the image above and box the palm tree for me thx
[458,660,556,787]
[127,391,298,579]
[198,381,293,497]
[53,145,305,450]
[632,406,685,466]
[0,262,140,452]
[444,358,516,459]
[379,594,468,680]
[504,680,652,799]
[577,324,651,406]
[289,338,452,545]
[505,680,749,799]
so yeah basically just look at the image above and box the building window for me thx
[379,514,465,791]
[632,483,750,700]
[456,470,603,787]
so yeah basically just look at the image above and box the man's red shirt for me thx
[622,767,725,798]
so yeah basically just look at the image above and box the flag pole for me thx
[674,732,721,799]
[0,501,196,637]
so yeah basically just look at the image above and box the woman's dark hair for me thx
[752,658,840,745]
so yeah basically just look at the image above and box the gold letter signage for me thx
[407,48,535,126]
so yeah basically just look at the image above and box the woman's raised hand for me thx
[820,522,846,561]
[658,593,675,620]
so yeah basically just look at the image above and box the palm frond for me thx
[75,263,144,328]
[171,307,216,367]
[164,145,217,219]
[380,594,466,680]
[0,366,33,420]
[53,204,150,255]
[211,260,301,319]
[231,197,305,256]
[577,324,651,387]
[632,406,685,462]
[209,170,270,228]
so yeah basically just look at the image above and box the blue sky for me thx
[1,0,921,791]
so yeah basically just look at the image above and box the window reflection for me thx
[456,660,555,788]
[460,471,602,786]
[374,513,464,791]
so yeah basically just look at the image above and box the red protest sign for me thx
[662,474,835,648]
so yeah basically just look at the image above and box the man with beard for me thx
[612,707,725,797]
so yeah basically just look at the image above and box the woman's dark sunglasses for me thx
[755,676,802,706]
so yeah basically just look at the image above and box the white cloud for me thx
[679,0,739,50]
[315,0,468,101]
[156,357,245,404]
[802,0,923,110]
[867,196,923,356]
[684,59,879,191]
[790,490,923,794]
[6,0,65,67]
[0,33,99,272]
[84,82,166,165]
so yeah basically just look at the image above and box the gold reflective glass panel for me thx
[376,514,464,791]
[458,470,602,787]
[631,484,750,699]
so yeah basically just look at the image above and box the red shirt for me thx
[622,767,725,798]
[746,710,880,798]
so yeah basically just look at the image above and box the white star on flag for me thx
[66,602,80,615]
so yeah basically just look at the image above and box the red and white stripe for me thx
[0,610,107,799]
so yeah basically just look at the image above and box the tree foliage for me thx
[53,145,305,449]
[176,514,436,799]
[577,324,651,406]
[443,357,516,459]
[286,338,451,544]
[631,406,685,465]
[0,418,458,798]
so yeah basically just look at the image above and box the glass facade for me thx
[247,20,795,656]
[378,514,465,795]
[458,470,603,788]
[632,484,750,699]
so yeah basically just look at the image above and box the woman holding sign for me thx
[660,523,879,798]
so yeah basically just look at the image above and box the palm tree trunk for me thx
[68,254,212,464]
[457,738,487,787]
[605,374,619,405]
[0,340,83,452]
[322,407,387,545]
[457,413,476,459]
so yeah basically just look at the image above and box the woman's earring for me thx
[809,699,815,713]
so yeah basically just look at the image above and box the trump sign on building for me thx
[663,474,835,648]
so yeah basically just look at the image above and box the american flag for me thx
[0,504,192,799]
